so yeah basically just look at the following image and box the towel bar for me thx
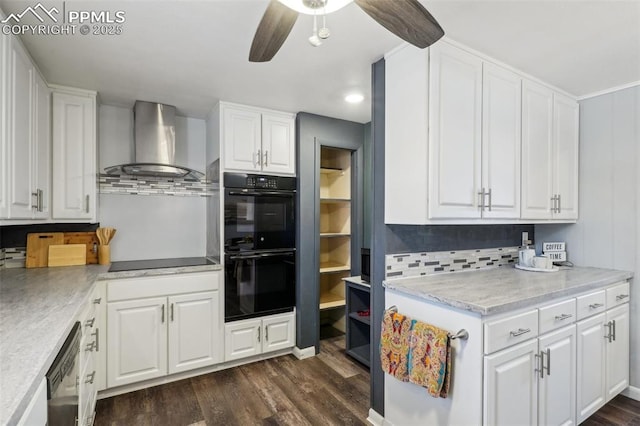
[384,305,469,340]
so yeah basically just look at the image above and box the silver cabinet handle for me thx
[554,313,573,321]
[509,328,531,337]
[544,348,551,376]
[85,195,90,213]
[605,321,613,342]
[535,352,544,378]
[161,304,165,323]
[93,298,101,305]
[94,328,99,352]
[263,150,269,167]
[31,191,38,210]
[265,326,269,341]
[170,303,174,322]
[487,188,492,211]
[255,149,262,168]
[85,371,96,384]
[589,303,604,309]
[478,188,486,211]
[616,294,629,301]
[612,319,616,342]
[85,317,95,328]
[37,189,43,212]
[257,327,261,342]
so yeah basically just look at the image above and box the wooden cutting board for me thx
[26,233,65,268]
[48,244,87,267]
[64,232,99,264]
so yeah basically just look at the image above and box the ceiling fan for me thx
[249,0,444,62]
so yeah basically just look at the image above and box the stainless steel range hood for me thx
[104,101,204,180]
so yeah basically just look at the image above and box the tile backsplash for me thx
[99,174,214,197]
[1,247,26,269]
[385,246,520,280]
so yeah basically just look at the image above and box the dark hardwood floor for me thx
[96,336,640,425]
[95,336,370,426]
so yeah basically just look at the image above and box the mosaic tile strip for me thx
[0,249,5,269]
[99,174,215,197]
[3,247,26,268]
[385,246,520,280]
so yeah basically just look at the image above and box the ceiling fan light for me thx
[277,0,353,15]
[345,93,364,104]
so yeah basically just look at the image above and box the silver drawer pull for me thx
[616,294,629,301]
[85,317,95,328]
[85,371,96,384]
[93,298,101,305]
[554,313,573,321]
[589,303,604,309]
[510,328,531,337]
[86,341,97,352]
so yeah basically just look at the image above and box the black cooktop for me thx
[108,257,216,272]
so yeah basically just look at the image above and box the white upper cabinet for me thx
[221,103,295,176]
[384,40,579,224]
[428,42,483,219]
[521,83,579,220]
[0,24,7,219]
[7,35,34,219]
[51,89,97,221]
[521,80,554,219]
[32,71,51,219]
[481,63,522,219]
[552,94,579,220]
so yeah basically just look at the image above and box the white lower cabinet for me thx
[576,313,607,422]
[484,339,538,426]
[224,312,295,362]
[17,378,47,426]
[605,304,629,400]
[106,272,222,389]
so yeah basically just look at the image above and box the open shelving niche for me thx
[319,146,352,337]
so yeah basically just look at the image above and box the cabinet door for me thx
[481,63,521,219]
[262,313,295,353]
[538,325,577,426]
[484,339,538,426]
[521,80,553,219]
[553,94,579,220]
[107,298,167,388]
[222,106,261,172]
[52,92,96,220]
[262,113,295,175]
[224,319,261,361]
[428,43,483,218]
[32,71,50,219]
[7,36,34,219]
[576,313,607,423]
[168,291,221,374]
[0,29,9,218]
[606,304,629,401]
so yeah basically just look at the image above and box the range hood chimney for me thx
[104,101,204,180]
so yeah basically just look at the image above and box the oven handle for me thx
[228,191,295,197]
[229,252,295,260]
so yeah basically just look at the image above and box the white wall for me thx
[98,105,207,261]
[536,85,639,392]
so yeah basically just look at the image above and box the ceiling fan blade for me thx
[249,1,299,62]
[354,0,444,48]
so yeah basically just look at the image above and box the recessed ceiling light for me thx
[278,0,353,15]
[344,93,364,104]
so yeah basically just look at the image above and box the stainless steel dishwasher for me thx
[46,321,81,425]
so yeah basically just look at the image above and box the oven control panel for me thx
[247,176,278,189]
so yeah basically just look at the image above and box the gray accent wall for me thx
[296,112,366,352]
[535,85,640,390]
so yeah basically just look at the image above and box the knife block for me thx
[98,245,111,265]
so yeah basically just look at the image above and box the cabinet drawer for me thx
[576,290,606,320]
[484,309,538,354]
[539,298,576,334]
[108,271,219,301]
[606,282,630,308]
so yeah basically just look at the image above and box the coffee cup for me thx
[519,249,535,267]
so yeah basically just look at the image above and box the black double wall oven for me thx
[224,173,296,322]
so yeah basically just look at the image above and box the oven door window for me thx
[225,253,295,322]
[225,192,295,250]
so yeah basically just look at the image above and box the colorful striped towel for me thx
[380,310,413,382]
[408,321,452,398]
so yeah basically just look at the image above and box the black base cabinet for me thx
[344,276,371,367]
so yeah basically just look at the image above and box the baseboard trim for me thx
[367,408,385,426]
[622,385,640,401]
[292,346,315,360]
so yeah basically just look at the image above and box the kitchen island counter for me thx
[384,265,633,316]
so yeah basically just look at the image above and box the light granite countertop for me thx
[383,265,633,316]
[0,262,222,426]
